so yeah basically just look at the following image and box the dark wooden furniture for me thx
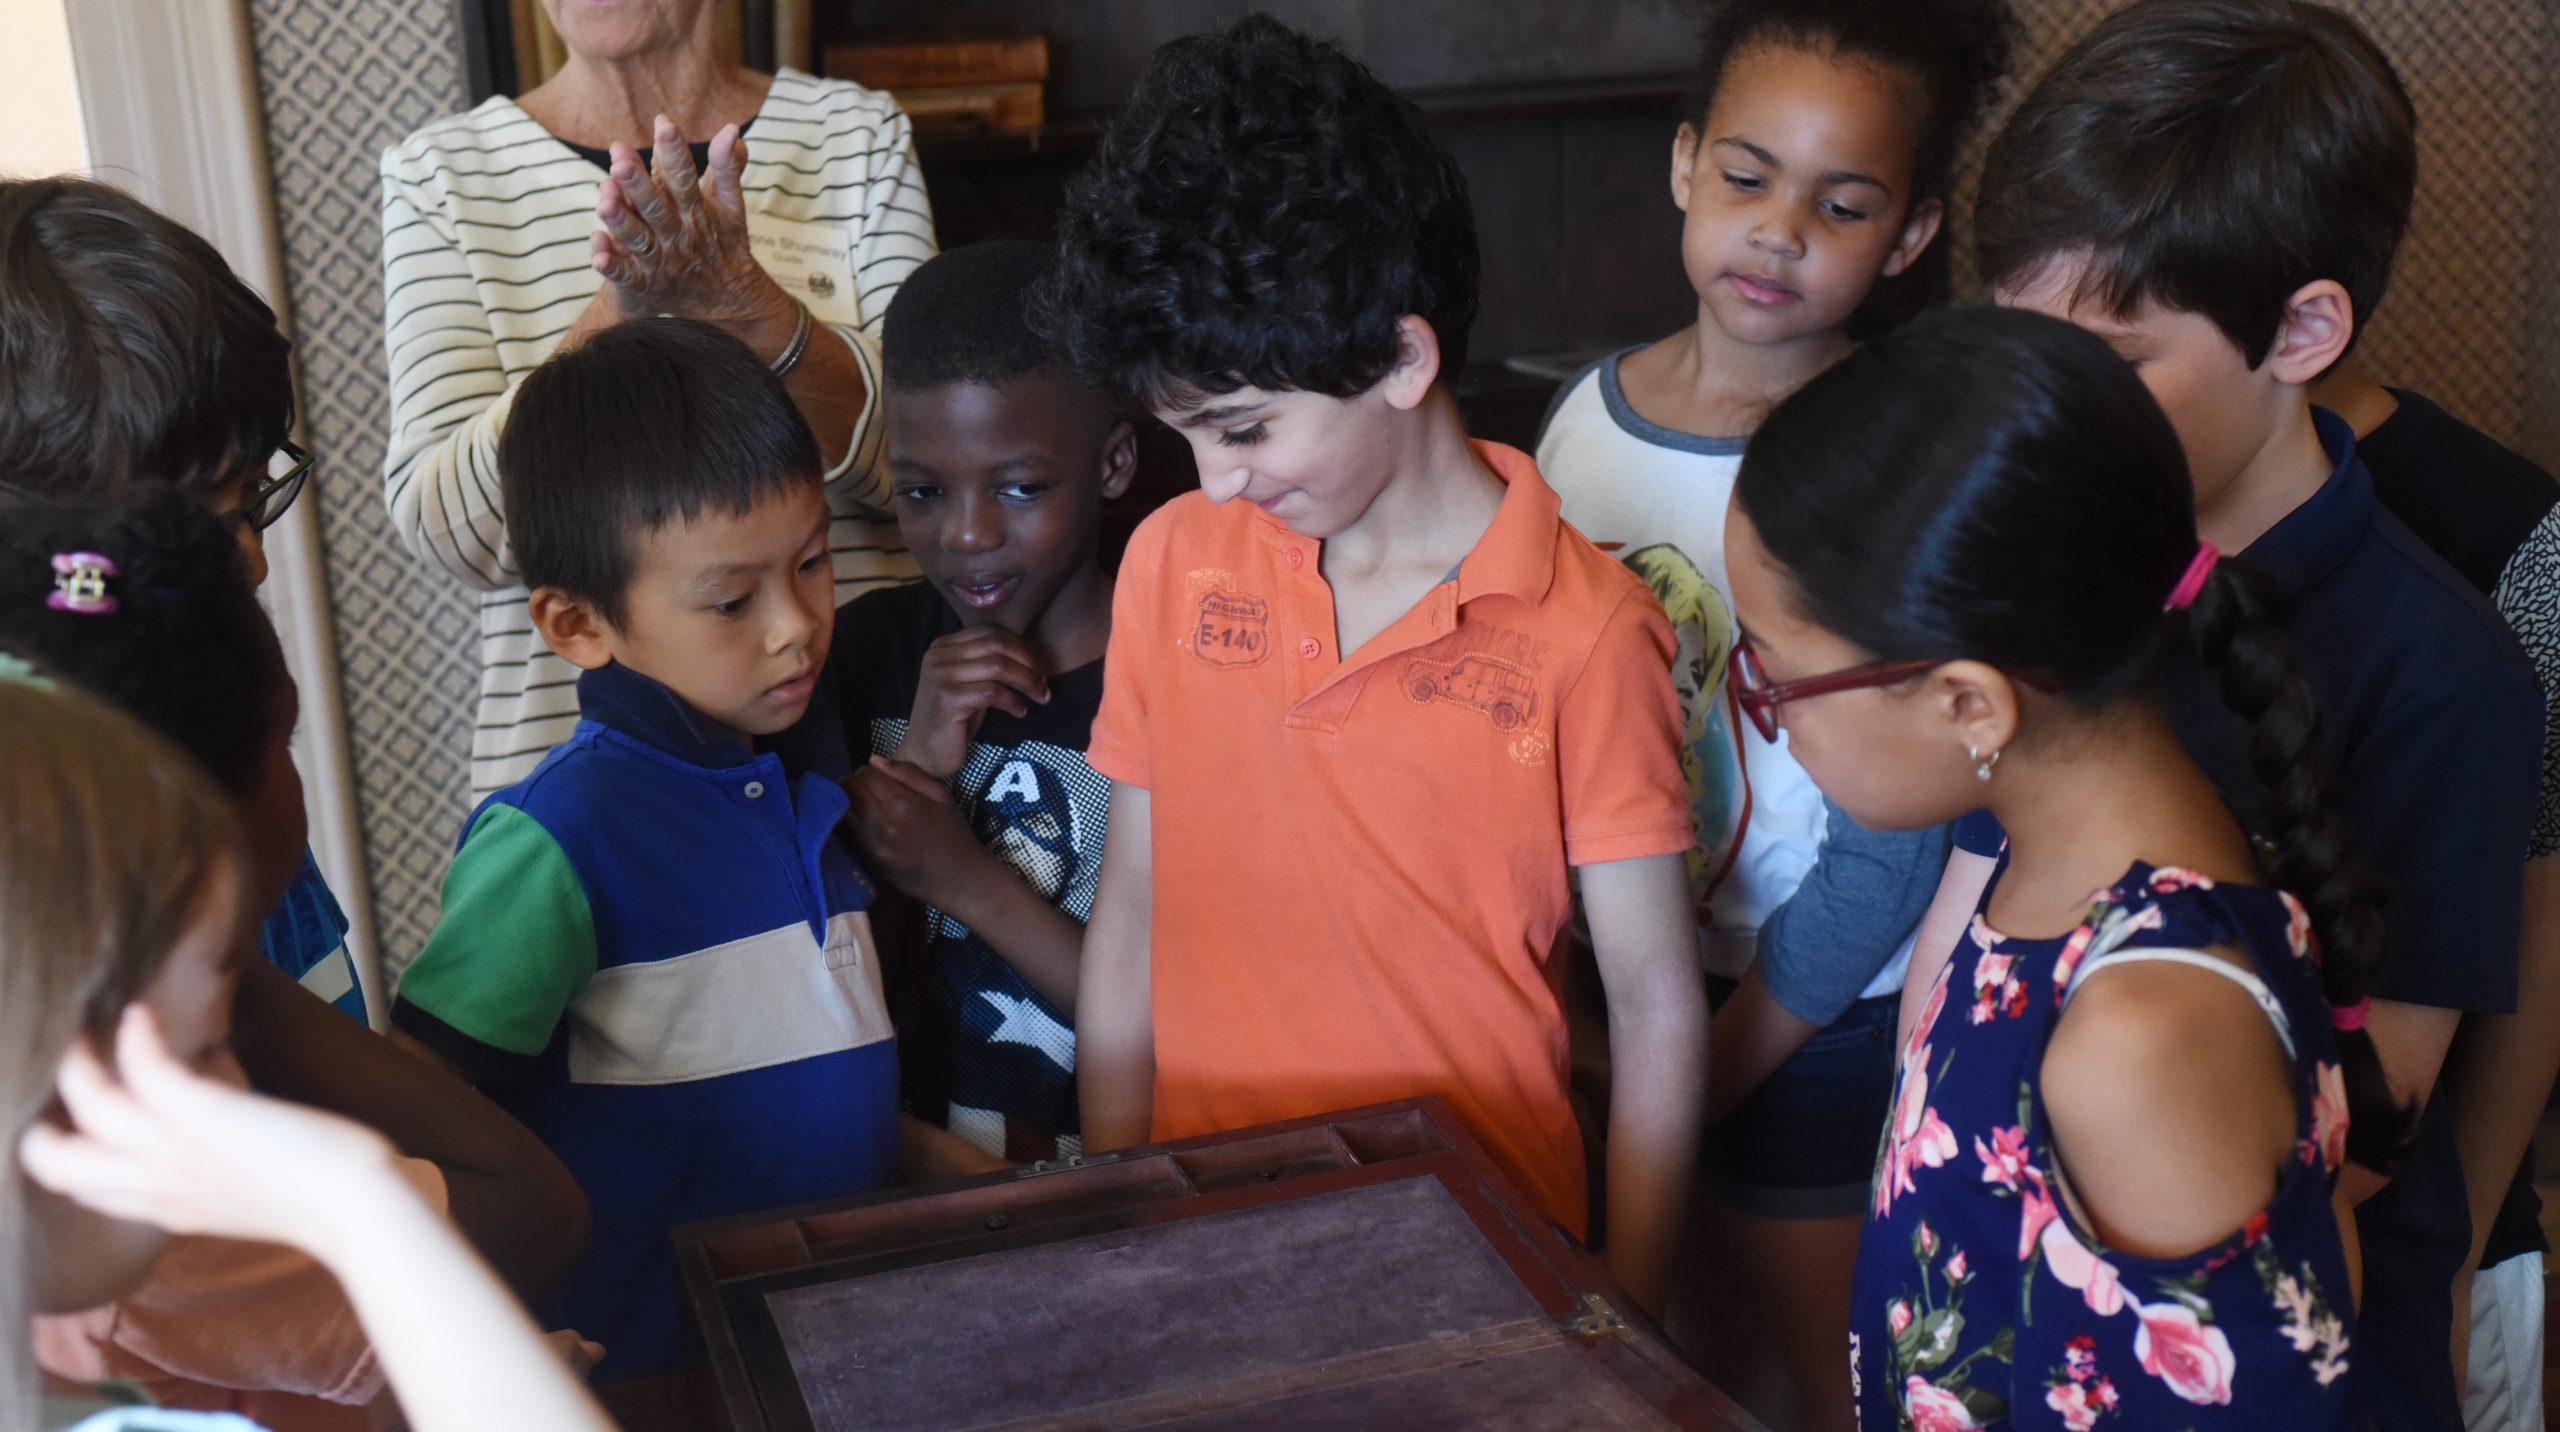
[673,1098,1765,1430]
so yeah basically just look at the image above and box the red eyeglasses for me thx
[1727,639,1939,742]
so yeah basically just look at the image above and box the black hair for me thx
[882,241,1075,393]
[0,177,296,500]
[1737,305,2409,1170]
[0,484,289,800]
[1033,13,1479,407]
[1975,0,2415,365]
[499,318,822,627]
[1690,0,2021,206]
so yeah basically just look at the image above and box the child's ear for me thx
[1098,419,1139,502]
[1671,122,1703,213]
[1380,316,1443,412]
[528,588,616,671]
[1932,659,2022,769]
[1879,197,1945,279]
[2264,279,2355,385]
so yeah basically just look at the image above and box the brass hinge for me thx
[1562,1293,1625,1337]
[1014,1151,1123,1177]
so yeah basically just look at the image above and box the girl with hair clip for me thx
[0,679,613,1432]
[0,490,593,1425]
[1721,307,2408,1429]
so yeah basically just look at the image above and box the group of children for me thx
[2,0,2553,1429]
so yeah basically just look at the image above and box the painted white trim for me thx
[62,0,383,1023]
[566,913,891,1086]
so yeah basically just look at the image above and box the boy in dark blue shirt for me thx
[1969,4,2543,1426]
[392,319,903,1383]
[808,241,1136,1162]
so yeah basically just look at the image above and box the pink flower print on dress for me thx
[1904,1376,1981,1432]
[1976,1124,2030,1192]
[2147,867,2215,895]
[2310,1061,2350,1173]
[2046,1379,2109,1431]
[2040,1218,2128,1317]
[1945,1249,1970,1284]
[1969,950,2020,1025]
[2134,1300,2238,1405]
[2018,1167,2058,1261]
[2279,892,2316,962]
[1908,961,1954,1065]
[1889,1299,1915,1336]
[1877,1049,1960,1217]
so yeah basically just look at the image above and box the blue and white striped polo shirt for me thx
[392,662,897,1382]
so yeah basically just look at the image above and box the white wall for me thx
[0,0,88,176]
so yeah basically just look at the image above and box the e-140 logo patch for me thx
[1192,591,1271,668]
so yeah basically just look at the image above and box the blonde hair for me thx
[0,680,240,1420]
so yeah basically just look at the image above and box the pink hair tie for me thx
[2163,542,2220,612]
[2329,996,2371,1033]
[47,552,119,615]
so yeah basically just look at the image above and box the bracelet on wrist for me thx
[770,298,814,378]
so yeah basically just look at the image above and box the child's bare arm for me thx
[1899,849,1995,1048]
[229,959,591,1298]
[25,1008,617,1432]
[1076,782,1156,1151]
[901,1114,1013,1183]
[1581,851,1708,1319]
[849,755,1087,1008]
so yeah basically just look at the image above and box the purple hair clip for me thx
[48,552,120,615]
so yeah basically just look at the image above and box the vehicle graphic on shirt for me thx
[1404,653,1540,730]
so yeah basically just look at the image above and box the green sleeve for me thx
[393,803,597,1061]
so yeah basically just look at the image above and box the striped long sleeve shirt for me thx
[380,70,936,794]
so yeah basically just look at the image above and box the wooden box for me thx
[674,1098,1765,1430]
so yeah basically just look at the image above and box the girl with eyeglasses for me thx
[1724,307,2409,1429]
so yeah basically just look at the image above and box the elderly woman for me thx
[381,0,935,794]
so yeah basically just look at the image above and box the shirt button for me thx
[744,781,766,799]
[1299,637,1320,659]
[1287,548,1305,568]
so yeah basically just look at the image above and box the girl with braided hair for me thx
[1724,306,2407,1428]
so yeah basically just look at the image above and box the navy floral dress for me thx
[1850,864,2358,1430]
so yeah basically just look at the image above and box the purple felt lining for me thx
[1149,1343,1665,1430]
[769,1176,1544,1431]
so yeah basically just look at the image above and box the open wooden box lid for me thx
[674,1098,1766,1430]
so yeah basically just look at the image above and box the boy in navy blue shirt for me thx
[392,319,902,1384]
[1967,4,2543,1426]
[807,241,1136,1164]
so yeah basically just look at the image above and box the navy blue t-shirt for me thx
[1954,409,2542,1432]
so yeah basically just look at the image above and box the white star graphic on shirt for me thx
[977,990,1075,1070]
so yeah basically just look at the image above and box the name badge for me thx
[747,212,863,327]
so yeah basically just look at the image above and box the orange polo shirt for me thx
[1088,440,1693,1234]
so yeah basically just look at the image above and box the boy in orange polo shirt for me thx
[1037,15,1709,1313]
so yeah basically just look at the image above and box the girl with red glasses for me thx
[1728,306,2408,1430]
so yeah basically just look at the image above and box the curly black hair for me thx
[0,484,288,800]
[882,240,1073,393]
[1033,14,1479,407]
[1690,0,2021,204]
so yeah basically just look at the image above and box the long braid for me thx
[2186,558,2412,1170]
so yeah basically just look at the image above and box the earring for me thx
[1969,746,2002,783]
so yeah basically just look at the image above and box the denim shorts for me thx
[1702,990,1896,1219]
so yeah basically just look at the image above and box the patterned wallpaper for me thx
[241,0,2555,971]
[246,0,479,969]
